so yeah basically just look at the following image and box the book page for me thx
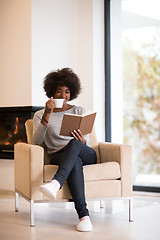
[59,114,82,136]
[60,112,96,137]
[79,112,96,135]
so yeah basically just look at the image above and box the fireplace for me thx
[0,106,43,159]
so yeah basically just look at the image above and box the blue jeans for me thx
[50,139,97,219]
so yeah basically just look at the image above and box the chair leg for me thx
[15,191,19,212]
[30,200,35,227]
[129,197,133,222]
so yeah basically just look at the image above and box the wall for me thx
[0,0,32,192]
[93,0,105,139]
[32,0,96,111]
[0,0,32,107]
[0,0,104,192]
[32,0,78,107]
[111,0,123,143]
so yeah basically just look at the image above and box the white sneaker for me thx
[39,183,57,200]
[76,219,93,232]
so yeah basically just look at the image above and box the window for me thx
[110,0,160,190]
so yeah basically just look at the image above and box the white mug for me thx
[52,98,64,108]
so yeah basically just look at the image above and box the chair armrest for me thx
[98,142,132,197]
[14,143,44,200]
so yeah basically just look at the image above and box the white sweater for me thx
[32,105,89,154]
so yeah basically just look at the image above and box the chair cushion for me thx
[83,162,121,181]
[43,162,121,182]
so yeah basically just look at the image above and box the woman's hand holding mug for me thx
[45,97,55,113]
[41,97,55,126]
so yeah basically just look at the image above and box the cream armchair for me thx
[14,119,133,226]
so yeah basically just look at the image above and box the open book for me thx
[59,112,96,136]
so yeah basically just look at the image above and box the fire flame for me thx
[3,117,19,146]
[14,117,19,134]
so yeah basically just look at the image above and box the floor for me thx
[0,192,160,240]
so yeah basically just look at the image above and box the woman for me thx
[32,68,97,232]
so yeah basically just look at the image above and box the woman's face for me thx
[54,86,71,105]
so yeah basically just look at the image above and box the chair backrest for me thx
[25,119,100,164]
[25,119,33,144]
[25,120,50,164]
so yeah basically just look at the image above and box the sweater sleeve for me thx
[32,110,48,145]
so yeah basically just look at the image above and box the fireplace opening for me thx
[0,106,43,159]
